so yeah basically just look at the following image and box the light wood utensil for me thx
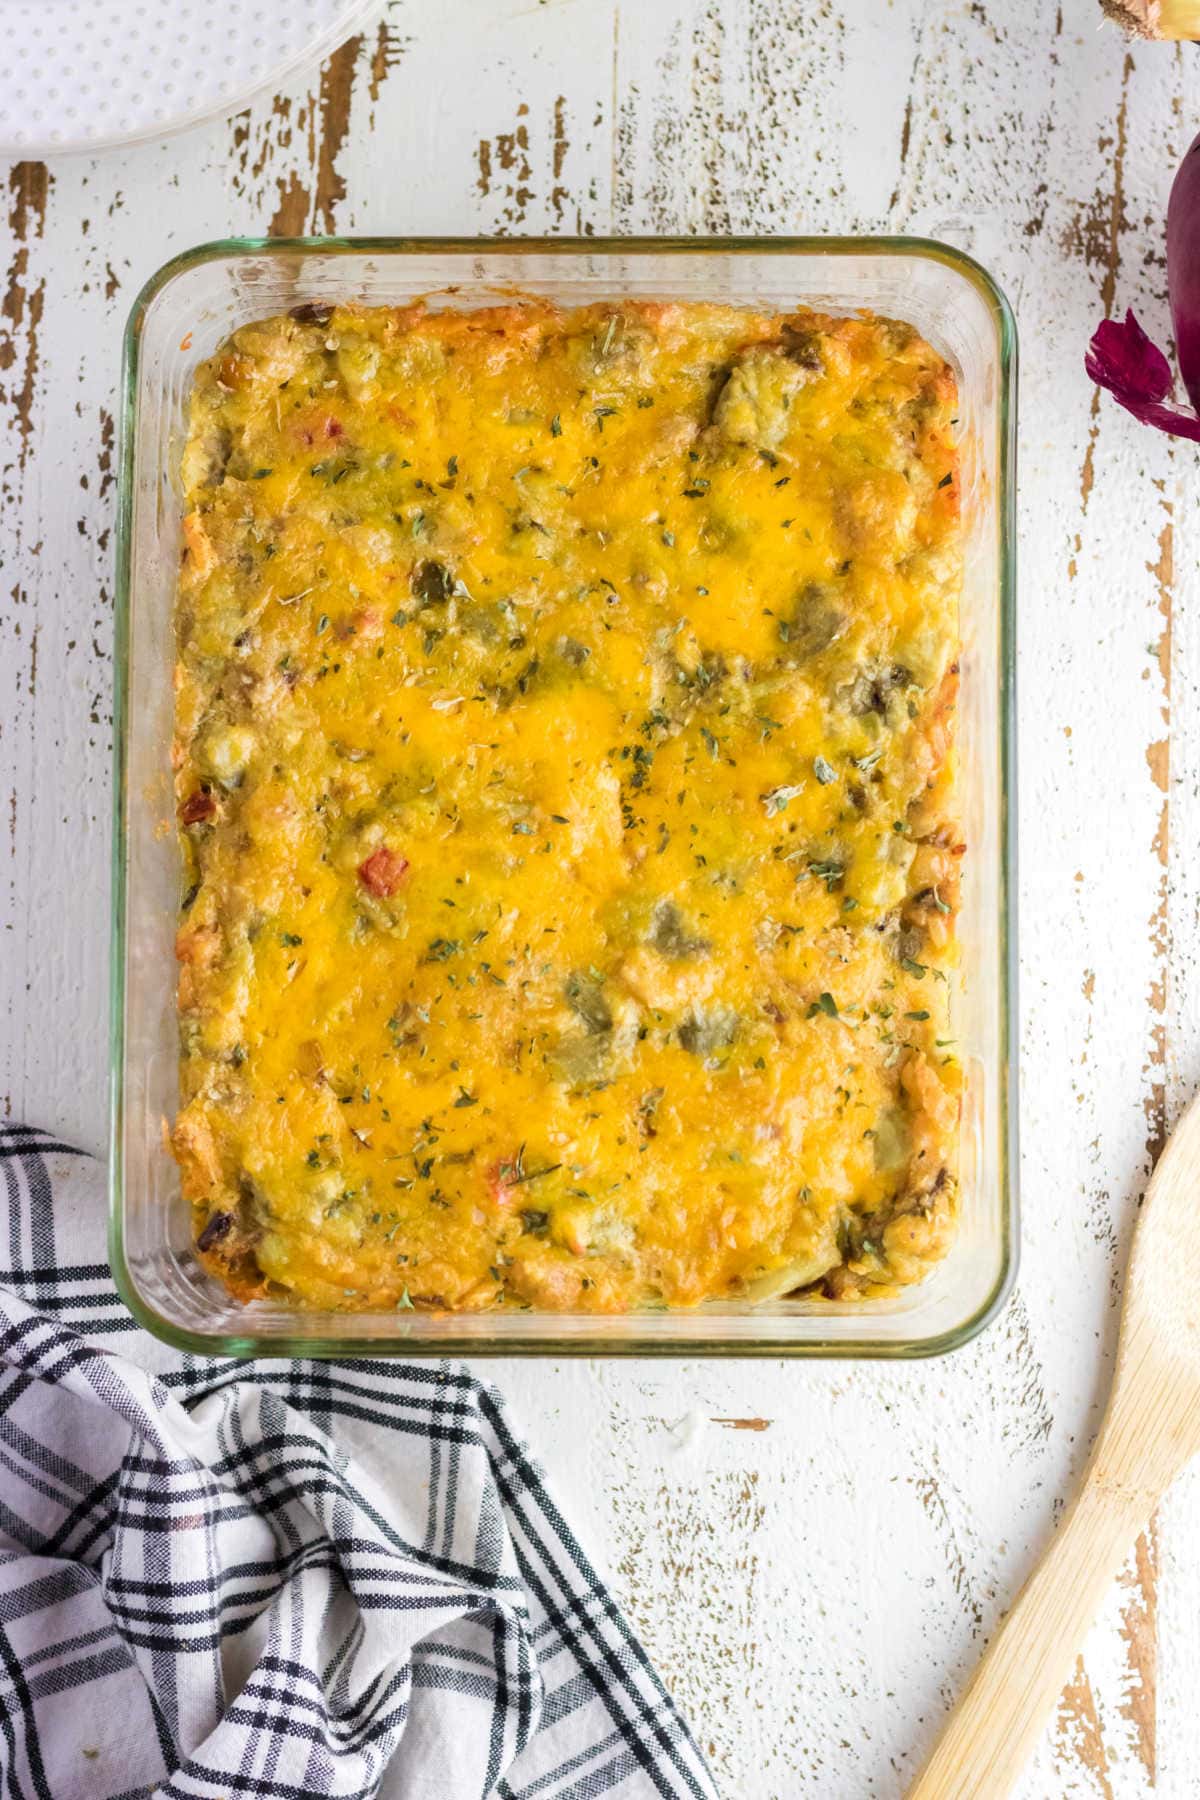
[908,1086,1200,1800]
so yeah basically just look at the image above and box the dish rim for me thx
[110,233,1018,1359]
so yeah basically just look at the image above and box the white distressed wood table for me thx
[3,2,1199,1793]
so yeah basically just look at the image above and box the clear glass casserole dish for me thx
[110,236,1017,1358]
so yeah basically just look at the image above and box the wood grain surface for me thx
[2,3,1199,1794]
[911,1088,1200,1799]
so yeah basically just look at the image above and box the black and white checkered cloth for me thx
[0,1125,718,1800]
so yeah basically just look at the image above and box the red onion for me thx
[1086,126,1200,439]
[1169,131,1200,407]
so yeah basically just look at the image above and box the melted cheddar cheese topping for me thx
[171,300,963,1313]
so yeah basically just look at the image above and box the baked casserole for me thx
[171,298,963,1314]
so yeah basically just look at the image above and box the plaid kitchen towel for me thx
[0,1125,717,1800]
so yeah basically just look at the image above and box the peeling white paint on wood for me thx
[3,1,1199,1793]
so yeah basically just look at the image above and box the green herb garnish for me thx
[424,937,463,962]
[807,859,844,891]
[763,784,805,817]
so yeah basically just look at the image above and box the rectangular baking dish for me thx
[110,236,1017,1357]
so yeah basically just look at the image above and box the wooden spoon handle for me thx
[907,1471,1149,1800]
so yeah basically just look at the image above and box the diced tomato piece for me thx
[180,787,217,824]
[295,409,347,449]
[489,1159,519,1207]
[357,846,409,898]
[338,607,382,642]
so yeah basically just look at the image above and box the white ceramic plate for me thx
[0,0,382,156]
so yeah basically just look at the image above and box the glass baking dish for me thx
[110,236,1017,1358]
